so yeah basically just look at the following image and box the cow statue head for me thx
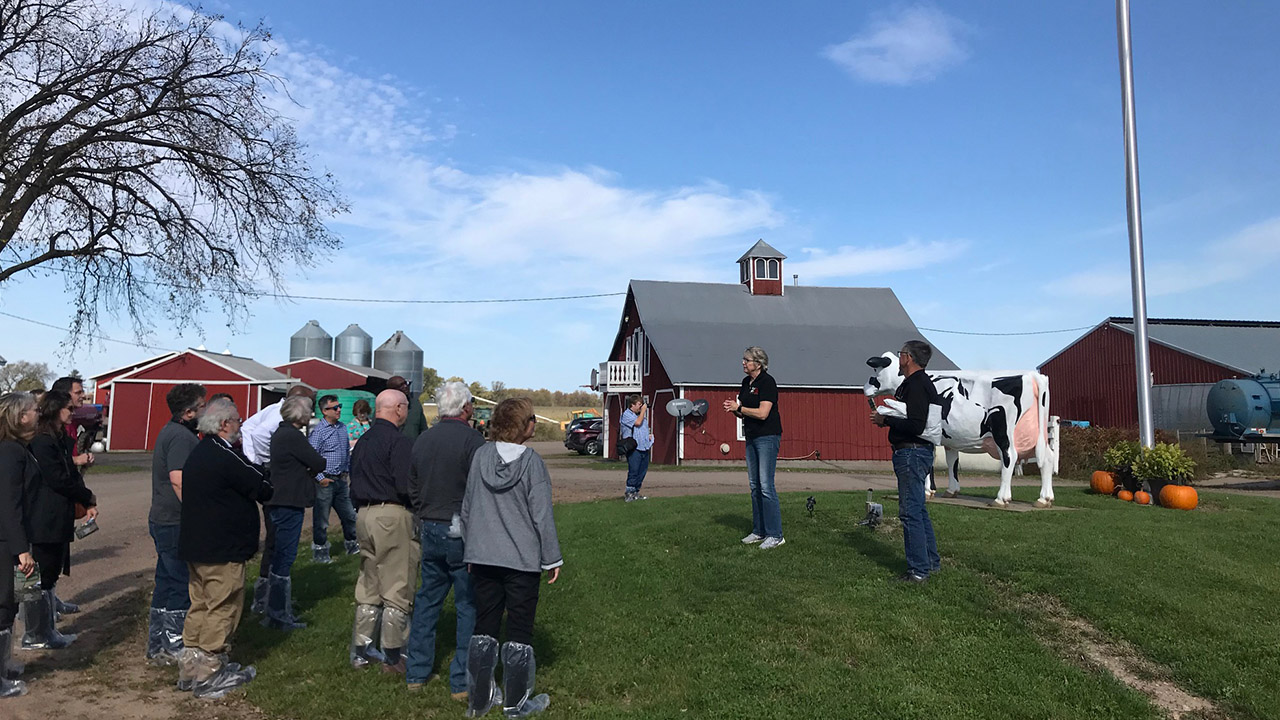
[864,352,905,398]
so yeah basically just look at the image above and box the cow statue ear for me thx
[867,356,892,370]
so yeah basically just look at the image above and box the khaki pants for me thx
[183,562,246,654]
[355,504,419,646]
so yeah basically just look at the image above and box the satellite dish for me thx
[691,399,709,417]
[666,398,695,417]
[589,368,599,390]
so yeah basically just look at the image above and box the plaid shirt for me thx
[309,418,351,479]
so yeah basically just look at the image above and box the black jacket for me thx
[351,418,413,507]
[27,433,96,544]
[180,436,274,563]
[0,439,36,557]
[265,422,326,509]
[411,417,486,522]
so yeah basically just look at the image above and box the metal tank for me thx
[334,324,374,367]
[1206,375,1280,437]
[374,330,424,393]
[289,320,333,361]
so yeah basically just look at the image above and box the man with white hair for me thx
[348,389,418,673]
[404,382,486,698]
[176,400,274,699]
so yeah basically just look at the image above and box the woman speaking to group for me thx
[723,346,784,550]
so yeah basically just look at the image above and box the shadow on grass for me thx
[712,513,749,533]
[839,528,901,574]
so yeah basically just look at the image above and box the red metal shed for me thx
[1038,317,1279,427]
[96,349,302,451]
[274,357,393,394]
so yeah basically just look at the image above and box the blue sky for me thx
[3,1,1279,391]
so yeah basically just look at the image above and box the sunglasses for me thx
[325,404,342,411]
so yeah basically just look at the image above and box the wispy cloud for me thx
[1045,216,1280,299]
[786,238,968,281]
[823,5,970,86]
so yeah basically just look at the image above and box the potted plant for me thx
[1130,442,1196,506]
[1102,440,1143,493]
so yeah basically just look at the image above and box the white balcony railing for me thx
[596,361,641,394]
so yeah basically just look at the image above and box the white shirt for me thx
[240,401,282,465]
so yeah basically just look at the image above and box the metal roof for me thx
[736,239,787,262]
[626,280,956,386]
[277,356,393,379]
[189,349,297,383]
[1106,318,1280,375]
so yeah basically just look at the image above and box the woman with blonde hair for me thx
[0,392,40,698]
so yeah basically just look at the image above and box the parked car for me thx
[564,419,603,456]
[563,415,600,442]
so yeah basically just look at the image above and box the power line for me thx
[917,324,1094,337]
[0,310,177,353]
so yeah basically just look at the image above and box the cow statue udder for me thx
[864,352,1056,508]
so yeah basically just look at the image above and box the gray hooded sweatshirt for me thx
[461,442,563,573]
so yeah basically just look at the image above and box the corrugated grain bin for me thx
[374,331,424,393]
[334,324,374,367]
[290,320,333,361]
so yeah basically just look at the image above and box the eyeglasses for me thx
[742,358,754,364]
[324,405,342,412]
[527,416,537,424]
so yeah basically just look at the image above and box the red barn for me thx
[595,240,955,465]
[1039,317,1280,428]
[94,349,302,451]
[274,357,393,394]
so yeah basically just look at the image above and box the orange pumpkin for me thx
[1134,490,1152,505]
[1117,490,1134,502]
[1159,484,1198,511]
[1090,471,1118,495]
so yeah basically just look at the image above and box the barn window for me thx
[768,258,779,279]
[754,257,779,280]
[643,335,651,376]
[740,260,749,285]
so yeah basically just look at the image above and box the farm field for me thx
[225,485,1278,720]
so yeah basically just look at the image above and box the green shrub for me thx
[1056,425,1176,480]
[1102,440,1143,491]
[1131,442,1196,485]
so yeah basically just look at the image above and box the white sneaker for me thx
[741,533,765,544]
[759,537,786,550]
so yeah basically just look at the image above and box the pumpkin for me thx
[1159,484,1198,511]
[1117,490,1133,502]
[1090,471,1118,495]
[1134,490,1152,505]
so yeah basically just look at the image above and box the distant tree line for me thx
[419,367,598,407]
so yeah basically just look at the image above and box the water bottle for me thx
[74,517,99,540]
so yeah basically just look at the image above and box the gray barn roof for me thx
[625,280,955,387]
[737,239,787,262]
[1107,318,1280,375]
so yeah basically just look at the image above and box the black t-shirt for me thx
[739,371,782,439]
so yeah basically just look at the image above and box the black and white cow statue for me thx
[864,352,1056,508]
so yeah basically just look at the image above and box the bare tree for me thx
[0,358,54,391]
[0,0,344,337]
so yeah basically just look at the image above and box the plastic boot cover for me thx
[263,574,306,631]
[53,593,80,615]
[501,642,550,717]
[177,647,221,692]
[381,605,410,654]
[0,630,27,698]
[311,543,332,564]
[193,661,256,699]
[145,608,171,664]
[465,635,501,718]
[250,576,268,615]
[1,631,20,680]
[344,539,361,555]
[349,604,384,668]
[160,609,187,659]
[20,590,77,650]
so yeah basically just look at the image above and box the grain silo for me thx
[290,320,333,361]
[334,324,374,367]
[373,331,424,393]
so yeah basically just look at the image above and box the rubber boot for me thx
[311,543,332,564]
[343,539,361,556]
[465,635,501,718]
[250,576,268,614]
[349,604,385,668]
[0,630,27,698]
[262,573,306,631]
[501,642,550,717]
[20,590,77,649]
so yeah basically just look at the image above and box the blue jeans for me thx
[626,449,650,493]
[893,447,940,577]
[744,434,783,539]
[149,522,189,610]
[266,506,304,576]
[313,474,358,546]
[406,521,475,692]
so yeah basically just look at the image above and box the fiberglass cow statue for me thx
[864,352,1057,508]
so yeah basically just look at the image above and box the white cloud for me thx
[1045,216,1280,300]
[823,5,970,86]
[786,238,968,281]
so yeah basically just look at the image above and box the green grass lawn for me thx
[230,487,1279,719]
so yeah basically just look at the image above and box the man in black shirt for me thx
[404,381,486,698]
[348,389,418,672]
[870,341,941,584]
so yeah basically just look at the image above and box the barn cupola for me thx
[738,239,786,296]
